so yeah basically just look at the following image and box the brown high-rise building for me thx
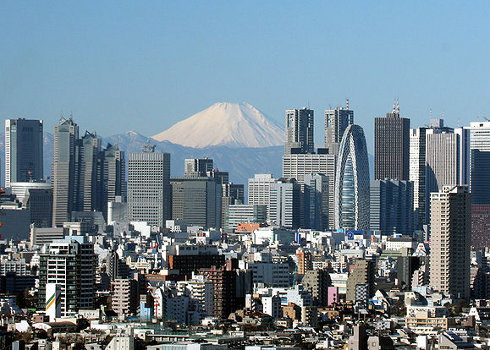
[430,185,471,300]
[199,259,243,319]
[346,259,375,302]
[374,110,410,180]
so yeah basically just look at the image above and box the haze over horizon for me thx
[2,1,490,151]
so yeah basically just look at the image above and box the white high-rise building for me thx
[247,174,276,216]
[128,145,171,228]
[409,127,428,229]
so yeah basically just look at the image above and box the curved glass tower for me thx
[334,124,370,230]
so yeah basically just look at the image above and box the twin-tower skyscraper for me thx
[283,105,370,231]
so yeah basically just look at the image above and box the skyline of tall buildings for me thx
[1,104,488,244]
[2,103,489,340]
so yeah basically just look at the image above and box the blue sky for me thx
[1,1,489,150]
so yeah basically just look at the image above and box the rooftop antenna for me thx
[346,98,350,110]
[392,98,397,114]
[396,97,400,115]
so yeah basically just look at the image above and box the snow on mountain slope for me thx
[151,102,284,148]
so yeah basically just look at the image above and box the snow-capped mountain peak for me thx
[151,102,284,148]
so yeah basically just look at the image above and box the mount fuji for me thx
[152,102,284,148]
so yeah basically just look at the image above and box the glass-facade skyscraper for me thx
[5,118,44,187]
[334,124,370,230]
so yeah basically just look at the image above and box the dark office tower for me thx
[208,169,229,184]
[374,107,410,180]
[469,122,490,204]
[285,108,314,154]
[185,158,213,177]
[334,125,370,230]
[102,144,126,218]
[5,119,44,187]
[75,131,102,212]
[52,117,79,227]
[128,144,171,228]
[430,185,471,300]
[171,177,222,229]
[324,107,354,156]
[370,179,414,236]
[303,173,329,230]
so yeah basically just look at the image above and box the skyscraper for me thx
[52,117,79,227]
[127,144,171,228]
[429,185,471,300]
[248,174,276,216]
[425,128,469,224]
[334,124,370,230]
[269,178,301,228]
[75,131,102,212]
[324,107,354,156]
[410,119,459,229]
[374,108,410,180]
[102,144,126,219]
[171,177,222,229]
[469,122,490,204]
[409,127,428,229]
[303,173,329,230]
[5,119,44,187]
[285,108,314,154]
[370,179,414,236]
[282,154,336,228]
